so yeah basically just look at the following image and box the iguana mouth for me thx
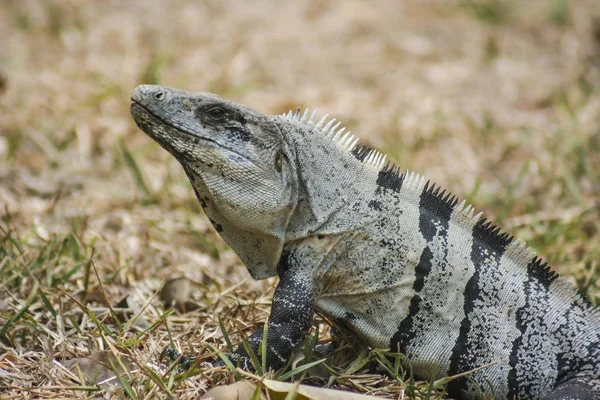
[131,101,220,146]
[131,101,261,168]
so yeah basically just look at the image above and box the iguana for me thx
[130,84,600,400]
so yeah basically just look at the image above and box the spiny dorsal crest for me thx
[279,108,387,170]
[278,107,551,277]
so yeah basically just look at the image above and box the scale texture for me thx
[131,85,600,400]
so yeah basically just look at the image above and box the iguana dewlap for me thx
[130,84,600,400]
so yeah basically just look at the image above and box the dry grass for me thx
[1,0,600,398]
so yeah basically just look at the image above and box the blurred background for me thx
[1,0,600,397]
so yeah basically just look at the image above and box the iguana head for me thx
[131,85,390,279]
[131,85,298,279]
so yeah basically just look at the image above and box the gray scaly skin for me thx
[131,84,600,400]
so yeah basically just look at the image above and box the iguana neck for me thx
[281,124,380,242]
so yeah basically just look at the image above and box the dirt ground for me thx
[1,0,600,398]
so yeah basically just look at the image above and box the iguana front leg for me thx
[231,252,314,371]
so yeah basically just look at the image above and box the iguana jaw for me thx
[131,86,259,166]
[132,101,233,157]
[131,84,298,279]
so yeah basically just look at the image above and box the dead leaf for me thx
[114,295,150,330]
[202,379,388,400]
[263,379,383,400]
[160,277,199,312]
[63,351,135,389]
[290,349,331,381]
[200,380,263,400]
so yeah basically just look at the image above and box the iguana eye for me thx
[206,106,227,121]
[274,150,283,172]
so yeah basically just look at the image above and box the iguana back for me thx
[312,166,600,399]
[130,85,600,399]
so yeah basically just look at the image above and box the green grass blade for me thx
[204,343,241,379]
[38,288,57,318]
[261,321,268,372]
[0,301,32,346]
[119,138,151,198]
[277,358,326,381]
[107,356,137,399]
[242,338,263,375]
[218,315,234,352]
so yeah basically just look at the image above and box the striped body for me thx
[131,86,600,400]
[277,110,600,399]
[309,169,600,399]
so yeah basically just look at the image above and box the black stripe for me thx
[390,182,453,355]
[391,249,431,354]
[506,257,558,398]
[506,306,527,398]
[351,144,372,162]
[447,218,512,398]
[376,163,404,193]
[446,269,481,397]
[525,256,558,288]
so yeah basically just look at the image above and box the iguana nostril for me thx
[154,91,166,101]
[131,85,144,102]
